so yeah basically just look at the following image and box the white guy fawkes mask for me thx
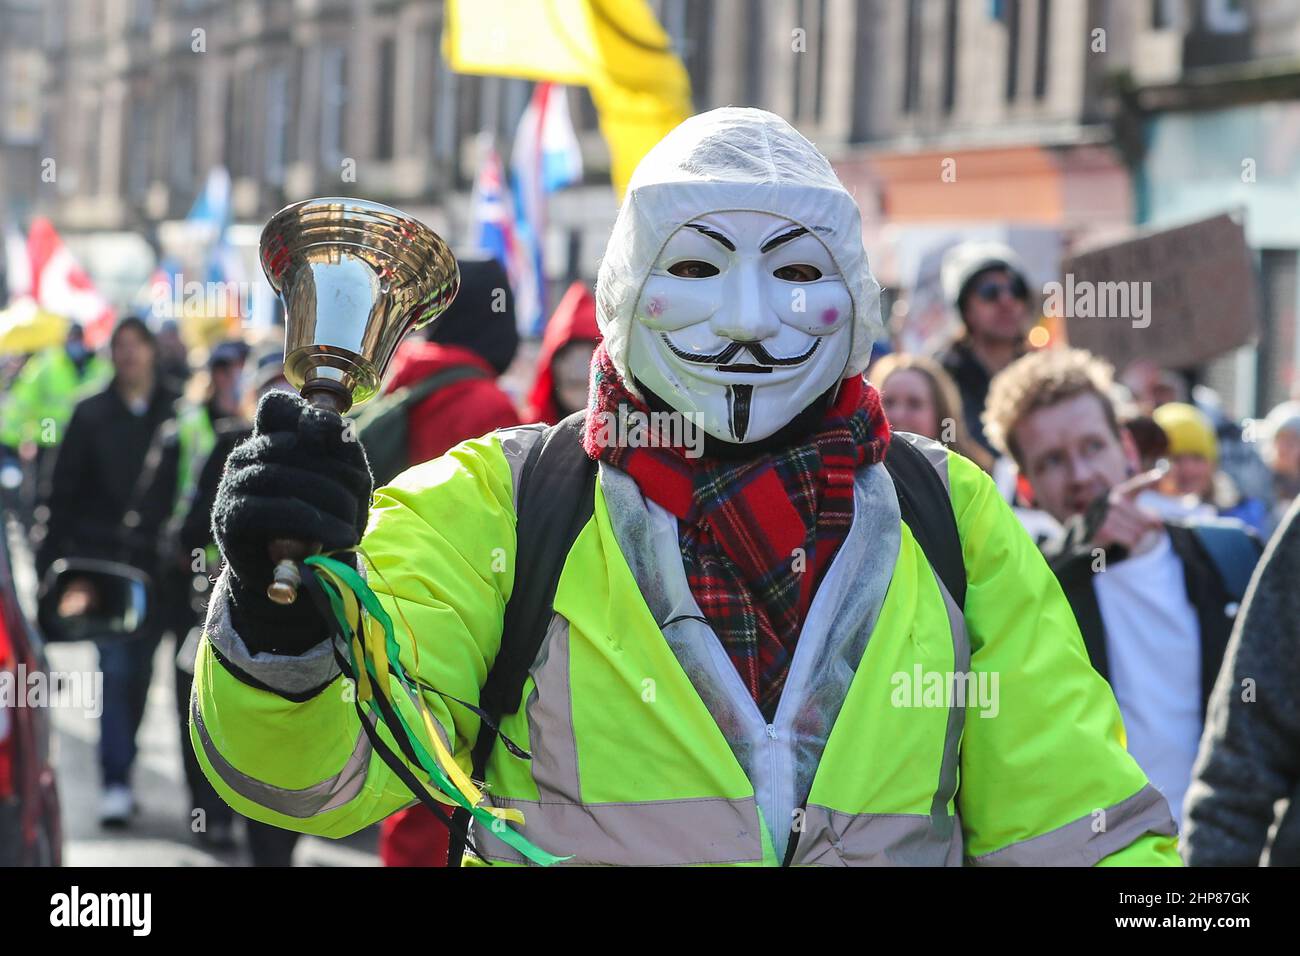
[627,209,854,444]
[595,108,883,440]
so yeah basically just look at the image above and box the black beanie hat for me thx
[425,256,520,375]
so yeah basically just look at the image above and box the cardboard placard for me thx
[1058,213,1258,369]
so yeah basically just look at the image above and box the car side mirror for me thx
[37,558,151,645]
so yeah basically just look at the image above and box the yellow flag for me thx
[443,0,692,195]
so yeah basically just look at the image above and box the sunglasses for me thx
[973,277,1029,303]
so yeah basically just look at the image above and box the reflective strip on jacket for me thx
[191,429,1181,866]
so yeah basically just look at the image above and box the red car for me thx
[0,515,61,866]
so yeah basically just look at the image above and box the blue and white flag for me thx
[509,83,583,335]
[188,166,232,234]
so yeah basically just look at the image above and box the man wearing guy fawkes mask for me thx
[196,108,1181,867]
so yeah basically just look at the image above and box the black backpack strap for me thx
[884,433,966,611]
[481,411,596,719]
[402,362,490,405]
[449,410,596,865]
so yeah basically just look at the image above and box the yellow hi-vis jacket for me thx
[191,427,1181,865]
[0,346,110,449]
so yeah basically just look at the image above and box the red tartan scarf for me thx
[581,344,892,719]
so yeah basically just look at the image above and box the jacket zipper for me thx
[765,722,798,865]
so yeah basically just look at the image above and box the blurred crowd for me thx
[2,239,1298,867]
[868,240,1299,867]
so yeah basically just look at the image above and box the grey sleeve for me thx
[1182,501,1300,866]
[202,568,342,697]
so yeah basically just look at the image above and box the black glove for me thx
[211,390,373,655]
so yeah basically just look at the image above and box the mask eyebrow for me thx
[684,222,736,252]
[760,226,810,253]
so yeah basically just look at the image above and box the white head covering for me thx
[595,107,882,391]
[939,239,1029,311]
[1262,400,1300,466]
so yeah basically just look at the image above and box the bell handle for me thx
[301,383,352,415]
[264,383,353,604]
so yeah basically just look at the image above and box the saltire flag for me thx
[469,137,541,336]
[188,166,233,234]
[26,217,115,348]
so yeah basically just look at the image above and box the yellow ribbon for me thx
[318,561,525,827]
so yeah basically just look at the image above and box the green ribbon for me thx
[305,554,567,867]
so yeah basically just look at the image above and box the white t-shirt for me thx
[1136,489,1215,524]
[1092,530,1202,830]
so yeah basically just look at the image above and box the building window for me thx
[265,64,289,185]
[813,0,826,122]
[287,47,303,166]
[902,0,921,113]
[320,44,347,169]
[1185,0,1251,66]
[850,0,873,141]
[1003,0,1021,103]
[82,108,100,196]
[658,0,687,47]
[571,86,596,132]
[456,75,484,182]
[794,0,806,118]
[744,0,764,106]
[481,77,503,140]
[125,92,153,199]
[500,78,531,143]
[431,44,457,163]
[1033,0,1050,99]
[224,73,243,177]
[169,80,196,194]
[794,0,827,122]
[1257,250,1296,413]
[942,0,959,112]
[684,0,712,108]
[1202,0,1249,33]
[44,2,64,49]
[376,36,396,161]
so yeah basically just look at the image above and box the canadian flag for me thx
[26,218,115,348]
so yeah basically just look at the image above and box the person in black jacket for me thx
[1183,497,1300,866]
[173,344,303,864]
[36,316,181,826]
[983,348,1261,834]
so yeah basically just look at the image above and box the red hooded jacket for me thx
[384,340,521,467]
[523,282,601,424]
